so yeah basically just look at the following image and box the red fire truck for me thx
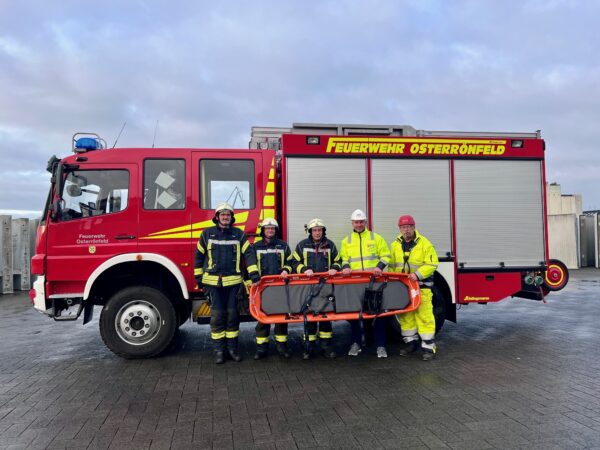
[30,123,569,358]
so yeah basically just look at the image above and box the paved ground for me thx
[1,269,600,450]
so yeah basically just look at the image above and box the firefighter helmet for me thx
[306,218,326,232]
[213,202,235,224]
[259,218,279,237]
[261,218,279,228]
[350,209,367,221]
[398,215,415,226]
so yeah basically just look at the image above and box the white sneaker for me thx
[377,346,388,358]
[348,342,362,356]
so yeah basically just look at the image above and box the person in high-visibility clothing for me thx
[253,218,294,360]
[291,218,341,359]
[340,209,391,358]
[194,202,260,364]
[389,215,439,361]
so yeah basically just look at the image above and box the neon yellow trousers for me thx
[397,288,435,342]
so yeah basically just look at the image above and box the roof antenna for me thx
[112,121,127,148]
[152,120,159,148]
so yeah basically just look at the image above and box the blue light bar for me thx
[75,137,103,150]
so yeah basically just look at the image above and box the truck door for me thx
[137,157,192,286]
[46,163,138,292]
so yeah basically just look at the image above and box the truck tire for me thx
[176,301,192,327]
[100,286,177,359]
[387,286,446,341]
[431,286,446,334]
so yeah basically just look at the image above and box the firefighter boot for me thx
[320,340,337,359]
[422,351,435,361]
[421,339,436,361]
[276,342,291,359]
[254,343,269,360]
[399,340,420,356]
[227,338,242,362]
[214,339,226,365]
[302,342,314,360]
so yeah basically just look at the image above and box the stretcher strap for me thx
[284,278,292,315]
[301,277,327,351]
[363,277,388,316]
[314,283,335,315]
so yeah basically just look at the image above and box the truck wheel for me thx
[387,286,446,341]
[431,286,446,334]
[543,259,569,292]
[176,301,191,327]
[100,286,177,359]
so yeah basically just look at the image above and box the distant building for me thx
[580,210,599,268]
[546,183,599,269]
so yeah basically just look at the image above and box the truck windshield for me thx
[59,169,129,221]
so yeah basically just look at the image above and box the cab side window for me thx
[200,159,255,209]
[60,170,129,221]
[143,159,186,210]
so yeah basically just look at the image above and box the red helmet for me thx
[398,215,415,226]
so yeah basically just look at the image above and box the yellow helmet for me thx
[306,218,326,232]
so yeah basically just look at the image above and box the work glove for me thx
[250,272,261,284]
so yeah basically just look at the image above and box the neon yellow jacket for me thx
[389,230,438,286]
[340,228,390,271]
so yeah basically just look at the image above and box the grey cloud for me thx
[1,0,599,212]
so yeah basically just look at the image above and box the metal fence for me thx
[0,216,39,294]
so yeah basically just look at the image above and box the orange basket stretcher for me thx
[249,271,421,324]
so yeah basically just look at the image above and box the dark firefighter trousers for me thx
[255,322,289,344]
[207,285,241,350]
[305,321,333,343]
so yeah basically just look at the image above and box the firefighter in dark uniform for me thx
[195,202,260,364]
[253,218,294,360]
[291,218,342,359]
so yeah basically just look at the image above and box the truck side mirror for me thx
[66,184,82,197]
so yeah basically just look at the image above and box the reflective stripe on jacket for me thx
[253,237,293,276]
[194,225,259,286]
[291,237,342,273]
[389,230,438,286]
[339,228,391,271]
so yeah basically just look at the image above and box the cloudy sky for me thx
[1,0,599,216]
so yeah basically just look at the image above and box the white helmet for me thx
[261,218,279,228]
[306,218,326,232]
[214,202,234,215]
[213,202,235,224]
[260,217,279,238]
[350,209,367,221]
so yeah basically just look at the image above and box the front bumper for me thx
[30,276,52,316]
